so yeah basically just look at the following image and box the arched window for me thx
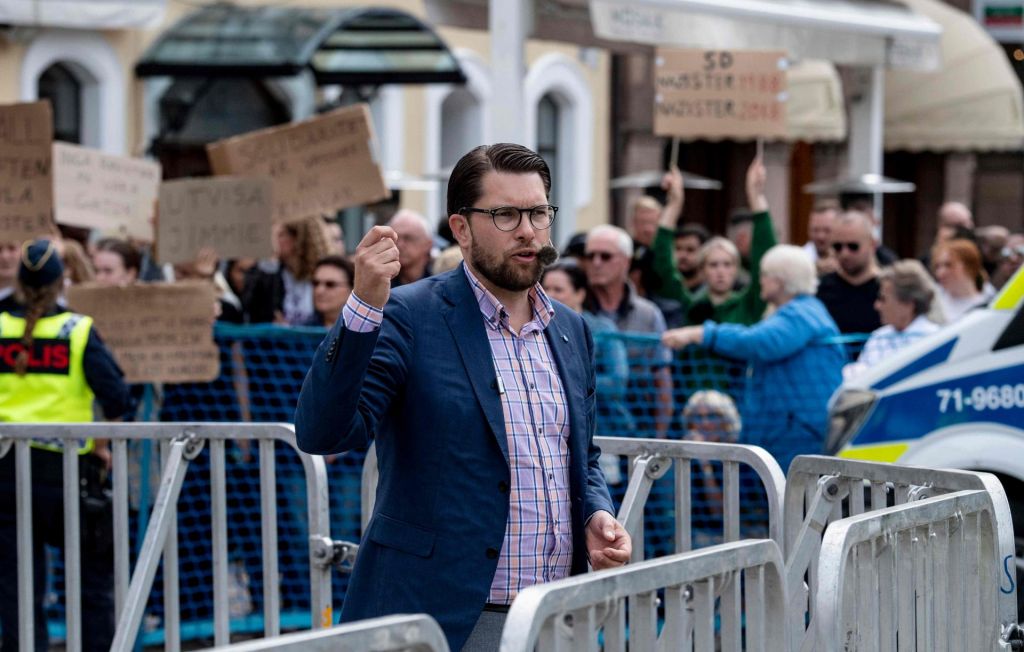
[424,50,491,224]
[38,63,82,144]
[155,78,291,178]
[22,31,125,152]
[439,87,483,219]
[536,94,562,241]
[525,54,595,247]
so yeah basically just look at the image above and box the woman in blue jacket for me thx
[662,244,845,470]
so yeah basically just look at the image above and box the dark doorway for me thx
[152,78,291,179]
[38,63,82,144]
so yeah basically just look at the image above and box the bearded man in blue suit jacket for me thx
[295,143,631,651]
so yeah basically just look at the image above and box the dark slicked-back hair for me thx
[446,143,552,218]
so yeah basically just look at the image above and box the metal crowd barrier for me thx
[499,539,787,651]
[360,438,786,555]
[782,455,1018,650]
[595,437,786,559]
[203,614,449,652]
[0,423,331,652]
[815,489,1004,651]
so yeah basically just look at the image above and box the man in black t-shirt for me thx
[816,211,882,334]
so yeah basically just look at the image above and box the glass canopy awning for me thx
[135,4,466,85]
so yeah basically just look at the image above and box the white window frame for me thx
[524,53,594,246]
[424,49,492,225]
[21,30,125,153]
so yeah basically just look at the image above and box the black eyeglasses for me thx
[584,251,617,262]
[459,205,557,232]
[831,241,861,253]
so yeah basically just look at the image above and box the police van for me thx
[827,265,1024,600]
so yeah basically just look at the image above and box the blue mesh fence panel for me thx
[34,323,867,646]
[593,331,866,559]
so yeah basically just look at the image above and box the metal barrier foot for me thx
[1002,623,1024,650]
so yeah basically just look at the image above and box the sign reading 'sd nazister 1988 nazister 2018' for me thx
[654,48,789,140]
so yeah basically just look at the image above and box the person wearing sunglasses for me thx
[582,224,674,439]
[816,211,883,334]
[993,233,1024,290]
[295,143,628,652]
[309,255,354,328]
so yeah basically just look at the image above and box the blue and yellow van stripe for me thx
[992,266,1024,311]
[838,442,910,463]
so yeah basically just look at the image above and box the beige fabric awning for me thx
[786,60,847,142]
[682,59,847,143]
[885,0,1024,151]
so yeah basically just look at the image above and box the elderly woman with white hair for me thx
[662,244,845,467]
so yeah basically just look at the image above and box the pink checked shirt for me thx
[341,264,573,604]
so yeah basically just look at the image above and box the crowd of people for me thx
[1,144,1023,648]
[0,155,1018,455]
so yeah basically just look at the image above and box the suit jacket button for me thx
[486,547,499,559]
[498,481,509,494]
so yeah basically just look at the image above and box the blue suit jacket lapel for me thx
[441,271,509,464]
[544,310,587,488]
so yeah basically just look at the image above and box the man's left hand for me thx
[585,510,631,570]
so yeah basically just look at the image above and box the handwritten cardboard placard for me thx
[157,176,273,264]
[654,48,788,140]
[53,142,161,241]
[206,103,390,223]
[66,281,220,384]
[0,100,54,243]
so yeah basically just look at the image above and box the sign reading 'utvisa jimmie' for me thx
[157,176,274,265]
[654,48,789,140]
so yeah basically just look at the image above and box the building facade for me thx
[0,0,612,248]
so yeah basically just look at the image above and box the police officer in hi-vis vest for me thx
[0,239,131,652]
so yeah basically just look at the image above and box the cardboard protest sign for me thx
[53,142,161,241]
[66,281,220,384]
[157,176,273,264]
[0,101,54,243]
[654,49,788,140]
[206,104,390,223]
